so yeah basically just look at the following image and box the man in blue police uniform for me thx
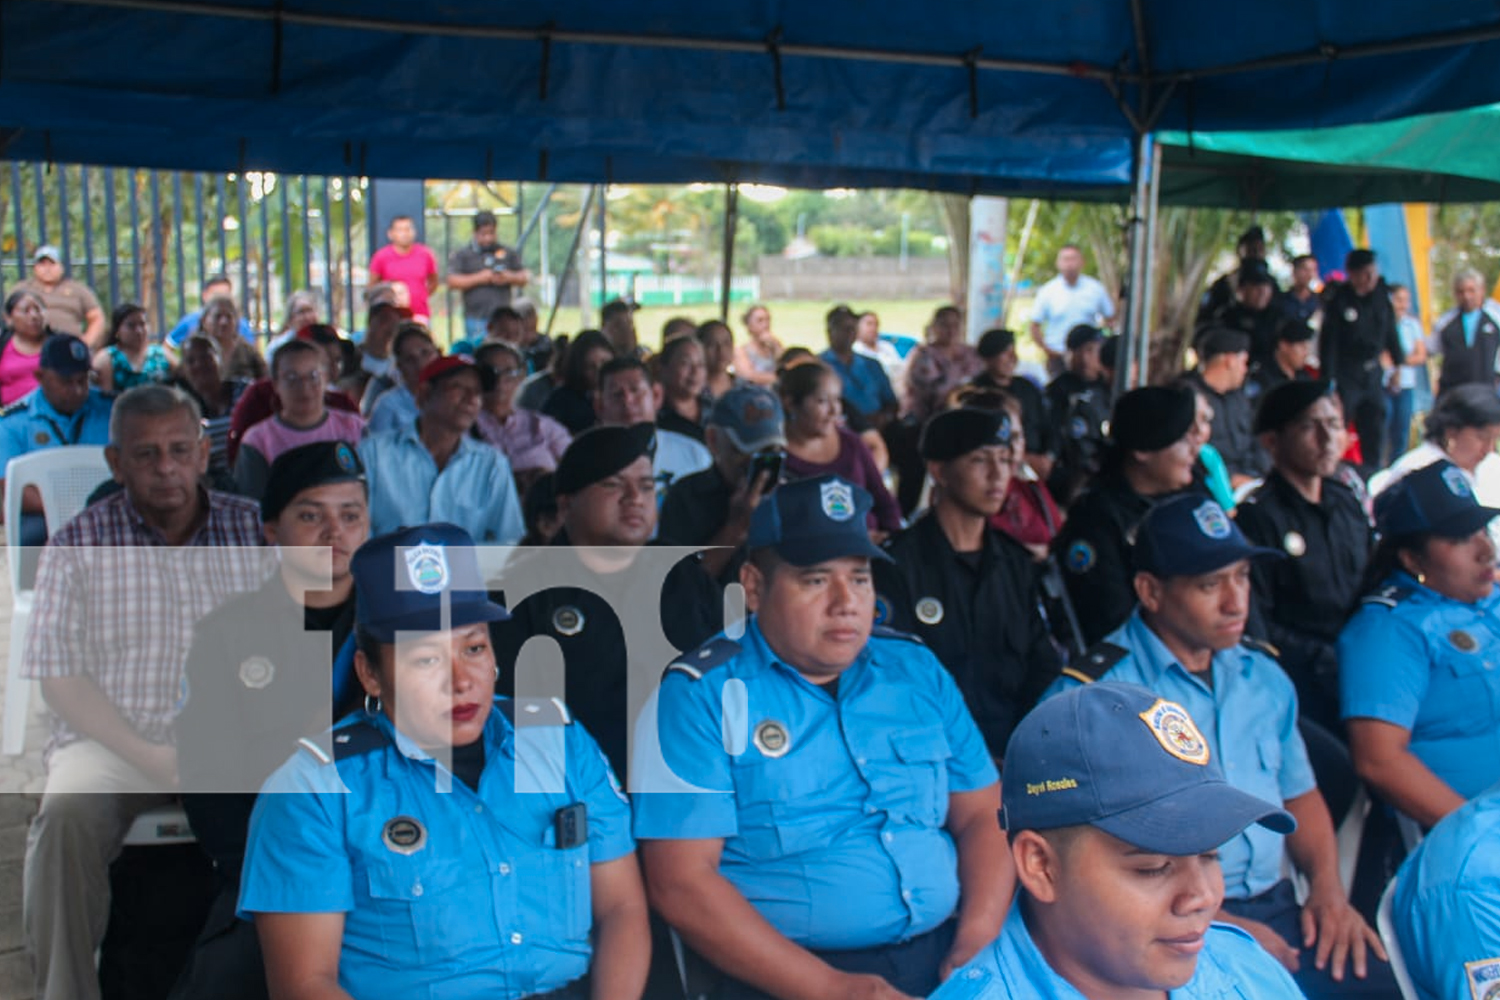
[1390,780,1500,1000]
[1048,494,1397,998]
[238,523,650,1000]
[930,681,1304,999]
[876,407,1060,757]
[0,332,113,557]
[632,474,1011,1000]
[171,441,370,1000]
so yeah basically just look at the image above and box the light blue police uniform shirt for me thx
[1391,781,1500,1000]
[928,897,1304,999]
[166,309,256,346]
[1045,611,1316,899]
[1339,570,1500,800]
[631,617,998,950]
[0,387,113,469]
[367,383,419,435]
[359,424,523,543]
[238,697,633,1000]
[819,350,897,419]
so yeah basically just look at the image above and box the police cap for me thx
[1375,459,1500,541]
[1133,494,1282,578]
[554,423,656,496]
[351,523,509,642]
[747,474,891,567]
[261,441,367,522]
[920,408,1014,462]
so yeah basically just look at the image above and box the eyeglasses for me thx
[490,366,526,381]
[277,370,325,389]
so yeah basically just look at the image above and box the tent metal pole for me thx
[719,183,739,323]
[596,184,607,307]
[1134,138,1163,387]
[1118,131,1154,395]
[545,183,596,338]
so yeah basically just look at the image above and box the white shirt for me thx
[1376,440,1500,554]
[1030,273,1115,353]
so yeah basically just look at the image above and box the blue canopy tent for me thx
[5,0,1500,375]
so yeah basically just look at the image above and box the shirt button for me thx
[474,804,484,814]
[883,832,894,843]
[510,932,523,945]
[855,757,867,767]
[966,969,982,980]
[901,890,912,901]
[498,863,511,875]
[412,883,424,897]
[864,805,876,815]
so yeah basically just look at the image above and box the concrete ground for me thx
[0,551,55,1000]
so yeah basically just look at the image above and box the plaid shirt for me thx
[24,488,272,759]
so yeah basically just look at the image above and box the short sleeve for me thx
[78,283,101,313]
[485,452,524,544]
[1274,677,1317,801]
[1096,282,1116,319]
[1400,884,1500,1000]
[1339,607,1431,728]
[0,417,26,471]
[23,544,86,680]
[927,652,1000,791]
[1029,286,1050,324]
[237,757,355,917]
[564,721,635,863]
[630,672,739,840]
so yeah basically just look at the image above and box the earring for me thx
[364,694,382,716]
[493,665,500,682]
[1417,572,1427,586]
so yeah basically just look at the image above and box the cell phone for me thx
[748,449,783,491]
[554,803,588,849]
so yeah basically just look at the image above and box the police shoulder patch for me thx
[664,636,741,680]
[870,624,926,645]
[0,398,29,420]
[1362,585,1412,609]
[1466,957,1500,1000]
[505,696,573,726]
[1240,636,1281,660]
[1061,642,1128,684]
[331,720,391,761]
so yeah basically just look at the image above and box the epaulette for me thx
[1362,585,1412,609]
[870,624,926,646]
[0,398,30,419]
[1240,636,1280,660]
[1060,642,1128,684]
[328,720,391,761]
[501,696,573,726]
[663,636,741,681]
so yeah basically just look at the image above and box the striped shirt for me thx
[24,489,272,760]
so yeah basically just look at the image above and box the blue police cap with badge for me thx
[351,523,509,642]
[38,334,92,376]
[1375,459,1500,541]
[1132,494,1282,578]
[747,474,892,566]
[1001,681,1295,855]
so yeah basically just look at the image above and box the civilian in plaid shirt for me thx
[21,385,271,1000]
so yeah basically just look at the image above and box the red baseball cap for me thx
[418,354,496,391]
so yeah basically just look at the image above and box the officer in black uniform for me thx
[1247,317,1315,405]
[875,408,1061,757]
[1236,380,1373,734]
[1198,225,1277,327]
[970,328,1055,479]
[170,440,370,1000]
[1320,248,1405,471]
[492,423,721,783]
[1211,258,1283,367]
[1044,324,1112,507]
[1051,385,1198,648]
[1185,327,1268,482]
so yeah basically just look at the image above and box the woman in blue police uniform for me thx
[237,524,650,1000]
[1340,459,1500,831]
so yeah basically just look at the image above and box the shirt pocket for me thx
[1428,644,1500,736]
[1255,734,1282,778]
[361,856,484,967]
[883,726,952,826]
[733,755,828,859]
[539,824,593,942]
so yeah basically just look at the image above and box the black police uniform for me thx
[1319,279,1403,468]
[1043,371,1111,506]
[1235,471,1372,732]
[1434,308,1500,394]
[1246,358,1312,405]
[1050,470,1156,648]
[1198,266,1280,328]
[658,464,743,587]
[875,514,1060,757]
[492,531,722,780]
[971,371,1055,458]
[1213,301,1283,367]
[1185,370,1269,480]
[170,573,357,1000]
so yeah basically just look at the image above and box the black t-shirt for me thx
[448,241,523,321]
[450,738,487,792]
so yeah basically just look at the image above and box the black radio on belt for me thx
[554,803,587,849]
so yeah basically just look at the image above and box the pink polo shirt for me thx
[369,244,439,320]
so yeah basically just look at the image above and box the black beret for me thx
[1065,324,1104,351]
[920,408,1015,461]
[1254,379,1334,434]
[1346,248,1377,271]
[1239,225,1266,244]
[261,441,366,522]
[977,328,1016,358]
[1196,326,1251,361]
[1237,259,1274,287]
[1110,386,1197,453]
[1275,318,1316,344]
[554,423,656,495]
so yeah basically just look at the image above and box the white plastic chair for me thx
[1377,875,1421,1000]
[122,804,195,847]
[3,445,110,755]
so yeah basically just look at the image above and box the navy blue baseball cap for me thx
[1133,495,1282,577]
[1001,682,1295,854]
[38,334,92,376]
[351,523,509,643]
[1375,459,1500,540]
[747,474,891,566]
